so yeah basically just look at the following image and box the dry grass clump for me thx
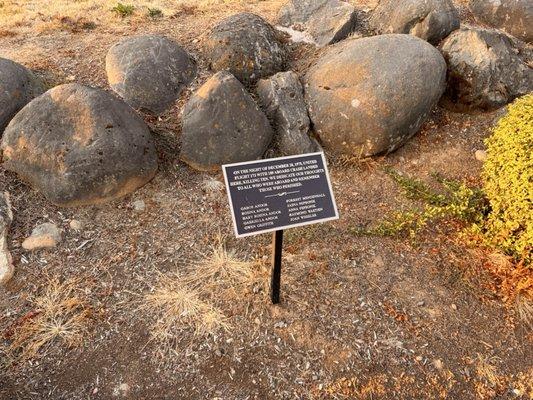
[142,274,230,340]
[140,234,262,359]
[480,252,533,324]
[184,235,256,291]
[3,278,92,362]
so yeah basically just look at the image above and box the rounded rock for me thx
[0,58,44,133]
[106,35,197,114]
[180,71,273,171]
[369,0,460,44]
[304,34,446,156]
[469,0,532,43]
[257,71,317,156]
[440,28,533,110]
[204,13,287,85]
[278,0,357,47]
[1,84,158,207]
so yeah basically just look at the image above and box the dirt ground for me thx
[0,1,532,399]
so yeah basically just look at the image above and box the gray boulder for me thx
[0,58,44,133]
[0,192,13,285]
[180,72,273,171]
[440,28,533,110]
[1,84,158,207]
[257,71,317,156]
[278,0,356,47]
[204,13,286,85]
[106,35,197,115]
[304,34,446,156]
[469,0,532,43]
[369,0,460,44]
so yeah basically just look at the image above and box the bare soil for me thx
[0,1,531,399]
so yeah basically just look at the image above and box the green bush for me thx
[353,169,487,238]
[112,3,134,18]
[480,94,533,263]
[147,8,163,18]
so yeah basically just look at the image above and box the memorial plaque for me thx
[223,152,339,238]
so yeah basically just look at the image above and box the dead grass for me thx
[184,233,257,291]
[2,277,92,363]
[140,234,261,361]
[475,354,502,389]
[481,252,533,319]
[0,0,254,33]
[143,273,230,336]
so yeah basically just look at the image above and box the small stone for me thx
[415,355,423,362]
[69,219,84,231]
[274,321,287,329]
[433,359,443,370]
[113,383,130,397]
[451,303,457,310]
[132,199,146,212]
[475,150,487,162]
[22,223,62,251]
[417,301,425,307]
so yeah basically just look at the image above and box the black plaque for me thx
[223,152,339,238]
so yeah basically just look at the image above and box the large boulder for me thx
[304,34,446,156]
[0,58,44,133]
[106,35,196,115]
[278,0,356,47]
[204,13,286,85]
[257,71,317,156]
[440,28,533,110]
[469,0,532,43]
[180,72,273,171]
[0,192,13,285]
[1,84,158,207]
[369,0,460,44]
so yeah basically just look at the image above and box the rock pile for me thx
[1,84,158,206]
[106,35,197,114]
[1,0,531,212]
[305,34,446,157]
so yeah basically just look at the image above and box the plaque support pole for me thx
[270,230,283,304]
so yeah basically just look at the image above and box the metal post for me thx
[270,230,283,304]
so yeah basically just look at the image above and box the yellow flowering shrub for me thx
[481,95,533,264]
